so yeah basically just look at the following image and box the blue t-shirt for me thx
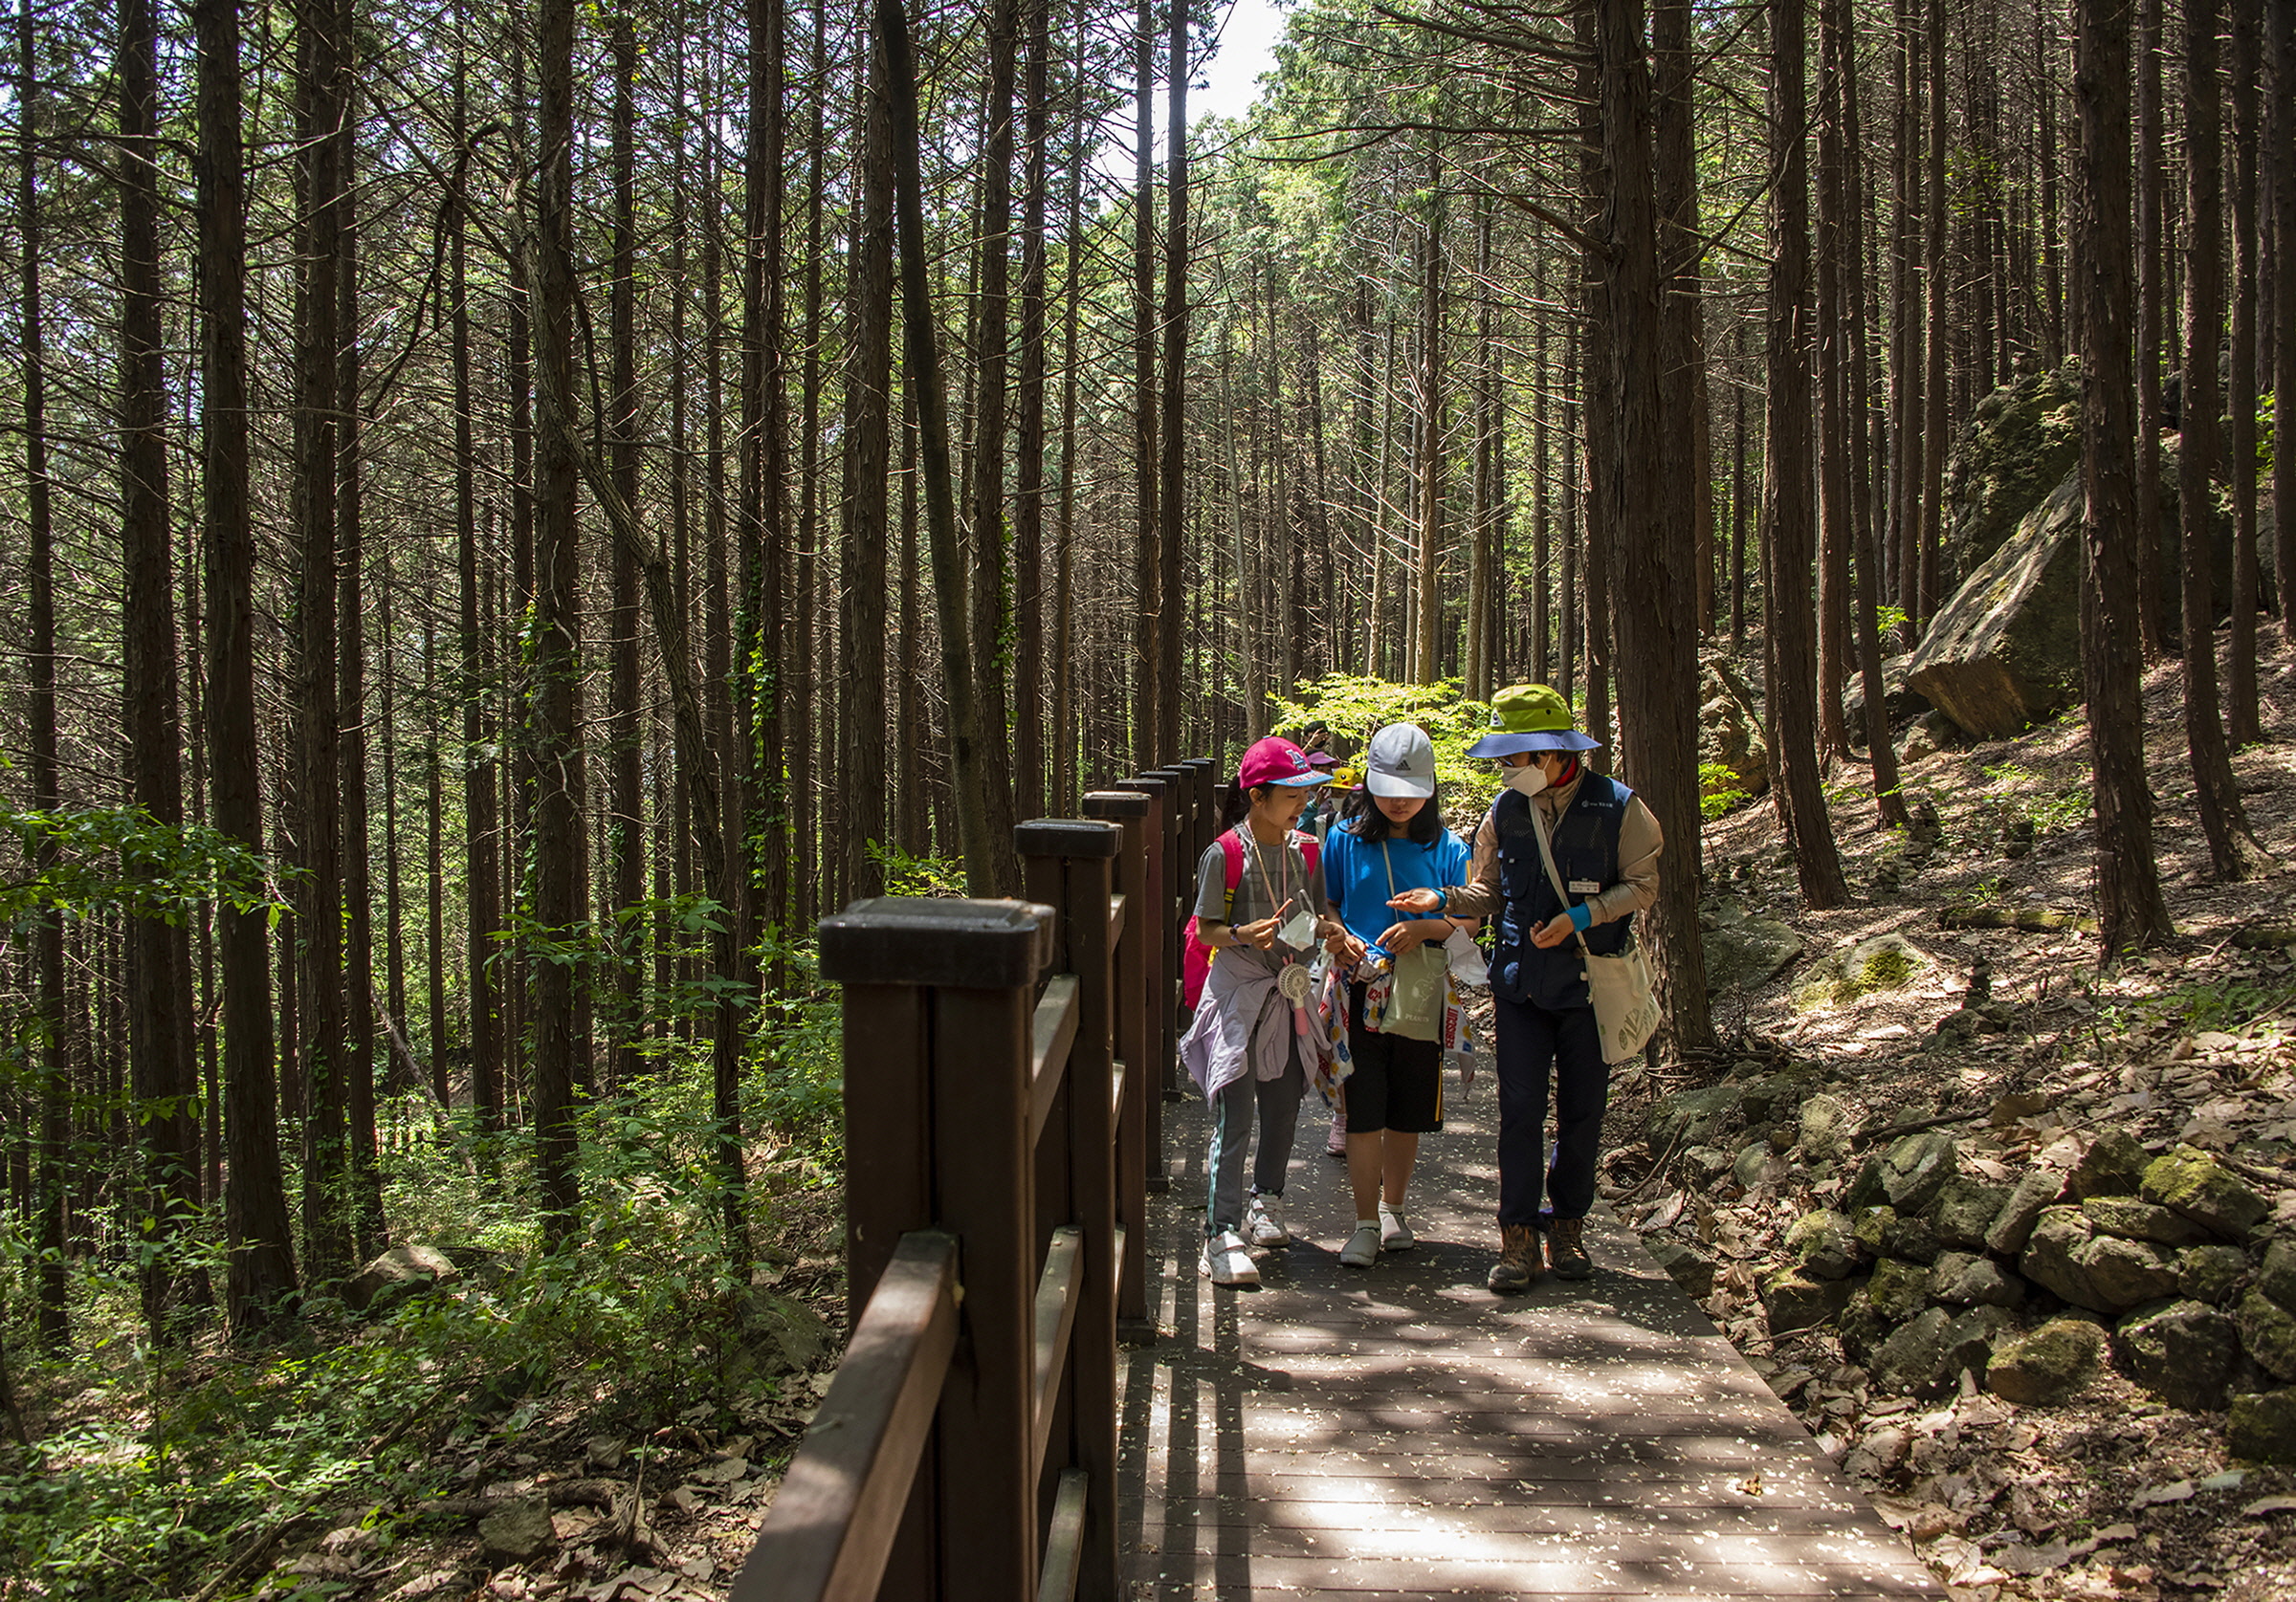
[1322,818,1471,955]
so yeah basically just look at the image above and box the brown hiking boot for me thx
[1548,1216,1594,1280]
[1487,1224,1540,1293]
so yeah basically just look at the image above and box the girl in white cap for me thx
[1318,723,1477,1267]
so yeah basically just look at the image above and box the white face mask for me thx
[1503,760,1549,799]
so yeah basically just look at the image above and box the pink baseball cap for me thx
[1236,736,1332,791]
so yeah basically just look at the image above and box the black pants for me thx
[1491,992,1607,1227]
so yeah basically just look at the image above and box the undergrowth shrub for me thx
[0,964,845,1600]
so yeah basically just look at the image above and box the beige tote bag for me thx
[1527,807,1661,1064]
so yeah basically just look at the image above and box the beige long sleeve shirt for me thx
[1441,768,1663,927]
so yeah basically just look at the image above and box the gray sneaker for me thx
[1339,1222,1381,1268]
[1245,1195,1291,1248]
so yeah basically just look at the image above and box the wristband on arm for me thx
[1566,903,1594,933]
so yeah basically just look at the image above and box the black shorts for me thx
[1343,981,1445,1134]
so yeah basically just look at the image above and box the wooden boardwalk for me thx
[1115,1085,1943,1600]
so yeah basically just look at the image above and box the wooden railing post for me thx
[1014,820,1122,1602]
[1079,789,1155,1297]
[1178,757,1216,867]
[1114,773,1173,1121]
[811,897,1055,1602]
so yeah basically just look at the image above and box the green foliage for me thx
[1979,761,2092,834]
[0,978,845,1600]
[1874,603,1910,636]
[867,842,968,899]
[0,801,275,936]
[1272,674,1502,813]
[2099,974,2296,1038]
[1698,761,1752,821]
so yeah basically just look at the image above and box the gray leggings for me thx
[1204,1042,1307,1238]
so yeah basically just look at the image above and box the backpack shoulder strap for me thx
[1219,827,1245,918]
[1293,830,1320,879]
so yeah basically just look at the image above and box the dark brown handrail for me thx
[736,764,1203,1602]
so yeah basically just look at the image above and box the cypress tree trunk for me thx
[292,0,351,1281]
[882,0,996,891]
[2135,0,2168,656]
[2177,0,2273,880]
[1131,0,1159,769]
[451,8,499,1130]
[840,27,894,898]
[970,0,1021,884]
[2226,0,2263,743]
[1814,0,1852,757]
[1013,0,1050,821]
[1765,0,1850,907]
[17,0,70,1351]
[335,60,383,1258]
[1414,143,1446,689]
[532,0,589,1237]
[1158,0,1189,757]
[2275,0,2295,649]
[607,0,645,1086]
[1917,0,1948,622]
[117,0,206,1329]
[2075,0,2174,952]
[197,0,297,1331]
[1597,0,1715,1053]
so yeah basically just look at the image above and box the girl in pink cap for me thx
[1179,736,1345,1287]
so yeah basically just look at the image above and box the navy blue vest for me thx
[1489,773,1634,1011]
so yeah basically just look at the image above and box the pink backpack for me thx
[1181,828,1321,1012]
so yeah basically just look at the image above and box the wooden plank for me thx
[1035,1469,1090,1602]
[1032,1225,1084,1472]
[1027,974,1080,1148]
[1115,1093,1943,1601]
[729,1231,958,1602]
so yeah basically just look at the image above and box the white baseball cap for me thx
[1364,723,1437,799]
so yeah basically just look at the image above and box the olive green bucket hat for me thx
[1467,683,1602,757]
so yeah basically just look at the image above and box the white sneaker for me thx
[1246,1195,1291,1247]
[1339,1222,1381,1268]
[1200,1229,1260,1286]
[1380,1204,1416,1252]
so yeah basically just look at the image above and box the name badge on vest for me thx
[1568,879,1601,896]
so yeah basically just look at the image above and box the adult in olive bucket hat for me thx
[1386,684,1662,1290]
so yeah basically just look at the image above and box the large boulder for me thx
[1843,652,1932,735]
[1938,362,2085,584]
[1700,698,1769,801]
[1905,468,2087,739]
[1700,900,1804,994]
[345,1243,460,1314]
[1906,439,2234,740]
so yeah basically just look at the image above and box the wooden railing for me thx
[731,757,1217,1602]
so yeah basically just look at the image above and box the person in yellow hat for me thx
[1386,685,1661,1291]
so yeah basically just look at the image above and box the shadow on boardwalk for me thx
[1115,1076,1942,1600]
